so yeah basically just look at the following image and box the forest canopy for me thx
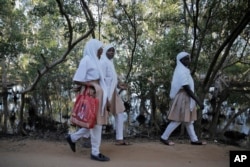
[0,0,249,141]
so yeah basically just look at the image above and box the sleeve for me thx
[179,71,189,86]
[73,57,88,82]
[100,60,112,93]
[100,60,108,78]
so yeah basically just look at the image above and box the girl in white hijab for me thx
[67,39,110,161]
[100,44,130,145]
[160,52,206,146]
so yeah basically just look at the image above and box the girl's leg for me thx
[161,121,181,140]
[90,125,102,156]
[70,128,90,142]
[184,122,198,142]
[115,113,124,140]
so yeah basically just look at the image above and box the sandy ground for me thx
[0,137,247,167]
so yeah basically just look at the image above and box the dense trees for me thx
[0,0,249,140]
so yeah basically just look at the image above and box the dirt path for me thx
[0,138,244,167]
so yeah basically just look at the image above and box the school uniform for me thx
[100,44,125,141]
[161,52,200,143]
[68,39,109,160]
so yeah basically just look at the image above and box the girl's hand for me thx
[118,83,127,90]
[106,100,111,111]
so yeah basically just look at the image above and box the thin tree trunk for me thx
[18,93,26,135]
[2,88,8,134]
[1,59,9,134]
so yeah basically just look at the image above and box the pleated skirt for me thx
[109,90,125,115]
[168,89,197,122]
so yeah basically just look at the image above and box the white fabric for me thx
[100,44,125,140]
[73,56,100,82]
[169,52,196,111]
[100,44,118,101]
[73,39,108,115]
[90,125,102,155]
[161,121,180,140]
[70,128,90,142]
[161,121,198,142]
[185,122,198,142]
[115,113,124,140]
[70,125,102,155]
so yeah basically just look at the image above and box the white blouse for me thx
[73,55,101,82]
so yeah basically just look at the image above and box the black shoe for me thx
[160,138,175,146]
[191,141,207,145]
[66,135,76,152]
[91,153,110,161]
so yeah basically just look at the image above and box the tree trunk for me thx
[208,100,223,139]
[17,93,26,135]
[150,85,160,133]
[2,88,8,134]
[1,59,9,134]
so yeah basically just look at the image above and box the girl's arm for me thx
[183,85,204,109]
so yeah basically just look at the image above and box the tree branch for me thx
[203,10,250,90]
[21,1,95,94]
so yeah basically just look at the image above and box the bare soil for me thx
[0,136,246,167]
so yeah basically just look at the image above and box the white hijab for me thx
[170,52,196,111]
[100,44,118,101]
[74,39,108,115]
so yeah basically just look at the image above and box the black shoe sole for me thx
[160,138,175,146]
[91,154,110,161]
[66,135,76,152]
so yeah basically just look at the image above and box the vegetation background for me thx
[0,0,250,148]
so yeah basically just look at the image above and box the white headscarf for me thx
[100,44,118,101]
[169,51,196,111]
[74,39,108,115]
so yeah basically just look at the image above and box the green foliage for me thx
[0,1,25,56]
[1,0,250,136]
[224,62,249,79]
